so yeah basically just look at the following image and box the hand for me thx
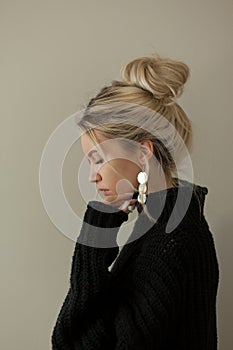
[103,192,138,215]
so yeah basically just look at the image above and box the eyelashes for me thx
[95,159,104,164]
[87,158,104,165]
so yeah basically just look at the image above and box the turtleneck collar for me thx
[132,178,208,235]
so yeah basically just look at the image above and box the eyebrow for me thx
[87,150,98,158]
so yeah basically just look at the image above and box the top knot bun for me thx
[120,53,190,105]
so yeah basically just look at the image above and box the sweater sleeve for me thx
[51,201,189,350]
[51,200,128,350]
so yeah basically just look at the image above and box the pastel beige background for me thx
[1,0,232,349]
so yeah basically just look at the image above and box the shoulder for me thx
[138,220,214,271]
[142,222,193,249]
[137,224,196,269]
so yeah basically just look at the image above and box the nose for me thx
[88,164,101,183]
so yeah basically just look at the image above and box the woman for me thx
[51,53,219,349]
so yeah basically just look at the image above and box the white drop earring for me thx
[127,164,148,212]
[137,164,148,205]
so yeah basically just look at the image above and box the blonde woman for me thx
[51,53,219,349]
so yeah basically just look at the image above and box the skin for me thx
[80,130,173,214]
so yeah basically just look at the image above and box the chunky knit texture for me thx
[51,179,219,349]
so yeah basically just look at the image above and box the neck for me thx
[145,165,174,195]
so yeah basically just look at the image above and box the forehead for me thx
[80,133,97,154]
[81,132,112,157]
[80,132,131,158]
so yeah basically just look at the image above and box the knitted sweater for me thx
[51,179,219,350]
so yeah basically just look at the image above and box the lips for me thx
[98,189,111,196]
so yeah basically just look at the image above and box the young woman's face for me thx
[81,132,142,198]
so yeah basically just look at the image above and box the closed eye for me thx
[95,159,104,164]
[87,156,105,166]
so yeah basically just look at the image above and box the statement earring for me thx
[137,165,148,205]
[127,165,148,212]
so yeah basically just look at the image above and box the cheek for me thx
[117,159,139,174]
[112,161,137,185]
[102,166,119,181]
[101,158,138,180]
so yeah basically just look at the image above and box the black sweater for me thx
[51,179,219,349]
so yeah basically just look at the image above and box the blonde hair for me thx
[77,52,199,223]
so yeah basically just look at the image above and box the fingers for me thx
[119,199,137,212]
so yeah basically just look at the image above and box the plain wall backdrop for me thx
[1,0,233,349]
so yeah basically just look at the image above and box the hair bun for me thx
[120,53,190,105]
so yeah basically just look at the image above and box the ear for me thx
[138,140,154,165]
